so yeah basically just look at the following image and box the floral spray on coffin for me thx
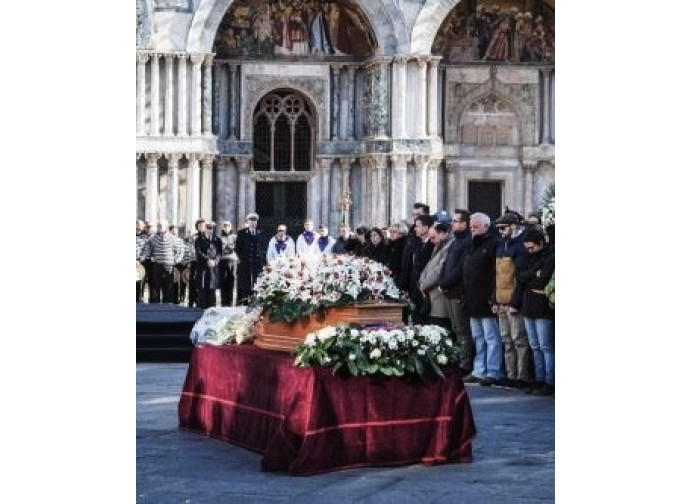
[251,254,408,353]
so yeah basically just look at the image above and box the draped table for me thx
[178,344,476,476]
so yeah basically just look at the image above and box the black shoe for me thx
[532,384,555,396]
[479,377,496,387]
[524,381,543,394]
[463,374,480,383]
[515,380,529,390]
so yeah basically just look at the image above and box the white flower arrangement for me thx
[251,254,407,324]
[190,306,263,346]
[294,323,462,379]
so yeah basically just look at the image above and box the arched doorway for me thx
[252,90,315,237]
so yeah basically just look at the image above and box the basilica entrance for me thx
[468,181,502,221]
[255,182,307,237]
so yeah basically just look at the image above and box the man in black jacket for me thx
[462,212,502,386]
[438,209,474,375]
[234,212,268,304]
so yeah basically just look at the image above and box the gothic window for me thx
[252,91,314,172]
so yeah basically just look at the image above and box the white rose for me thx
[436,354,448,365]
[369,348,382,359]
[349,353,357,361]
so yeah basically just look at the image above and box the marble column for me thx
[426,158,439,212]
[331,65,341,140]
[523,161,537,215]
[236,158,250,226]
[540,68,552,144]
[371,156,387,226]
[212,62,221,136]
[414,154,428,204]
[359,158,369,226]
[330,158,342,230]
[177,54,188,137]
[444,161,456,211]
[164,54,175,136]
[136,53,149,135]
[346,66,356,140]
[319,158,331,227]
[202,54,214,136]
[427,57,440,138]
[416,57,429,138]
[227,64,237,140]
[145,153,160,223]
[376,60,390,139]
[338,68,348,141]
[190,54,204,136]
[391,57,407,139]
[186,154,201,234]
[200,155,214,220]
[166,153,181,226]
[390,154,408,224]
[150,53,160,136]
[215,157,237,225]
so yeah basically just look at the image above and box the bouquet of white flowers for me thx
[294,323,462,379]
[251,254,407,324]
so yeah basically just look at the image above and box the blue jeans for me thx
[470,317,502,380]
[523,317,555,385]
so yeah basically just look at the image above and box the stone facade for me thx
[136,0,555,235]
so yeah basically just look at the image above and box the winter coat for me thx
[462,231,500,318]
[515,247,555,320]
[195,234,223,289]
[494,231,529,305]
[418,236,455,318]
[438,228,472,299]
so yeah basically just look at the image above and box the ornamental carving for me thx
[243,74,328,140]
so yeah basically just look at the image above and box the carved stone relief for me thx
[243,74,328,141]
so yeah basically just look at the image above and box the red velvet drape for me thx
[178,345,476,476]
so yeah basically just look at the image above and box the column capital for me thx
[390,154,411,167]
[187,153,200,163]
[136,52,150,64]
[330,63,345,72]
[175,53,188,61]
[201,154,215,167]
[145,153,161,165]
[204,53,215,66]
[190,53,205,65]
[163,53,175,63]
[236,157,251,172]
[539,67,554,77]
[164,153,182,164]
[149,52,160,62]
[429,56,442,68]
[392,55,409,64]
[522,160,538,172]
[427,158,440,170]
[414,55,431,67]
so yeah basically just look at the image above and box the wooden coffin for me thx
[253,302,404,353]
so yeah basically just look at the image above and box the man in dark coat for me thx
[234,212,268,304]
[438,209,474,375]
[195,222,224,309]
[462,212,502,386]
[408,214,436,324]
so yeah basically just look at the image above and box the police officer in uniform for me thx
[234,212,268,304]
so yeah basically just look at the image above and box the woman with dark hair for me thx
[353,226,369,257]
[363,227,389,265]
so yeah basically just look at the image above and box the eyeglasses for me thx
[277,228,287,232]
[497,226,509,231]
[248,217,258,221]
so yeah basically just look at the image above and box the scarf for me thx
[318,236,330,251]
[302,230,315,245]
[275,239,287,254]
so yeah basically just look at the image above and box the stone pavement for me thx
[137,363,554,503]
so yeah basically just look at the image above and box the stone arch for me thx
[410,0,460,55]
[245,85,322,143]
[456,92,523,148]
[447,81,535,147]
[186,0,402,55]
